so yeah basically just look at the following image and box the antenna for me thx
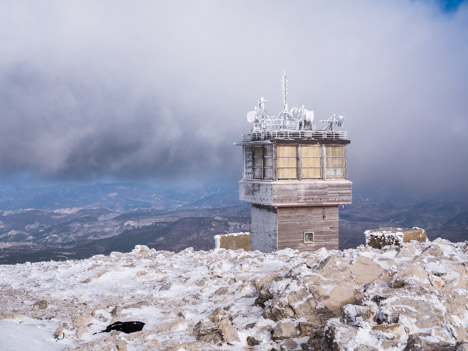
[319,114,345,131]
[281,70,288,112]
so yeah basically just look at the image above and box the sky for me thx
[0,0,467,199]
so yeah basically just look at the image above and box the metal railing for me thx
[242,130,349,142]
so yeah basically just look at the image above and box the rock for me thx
[111,306,122,316]
[215,287,228,295]
[218,318,239,344]
[341,304,375,326]
[323,320,358,351]
[117,340,127,351]
[0,311,26,320]
[365,227,427,249]
[247,336,260,346]
[159,282,172,291]
[33,300,48,309]
[396,243,417,258]
[298,322,317,337]
[263,300,295,322]
[291,298,316,318]
[403,333,456,350]
[169,321,186,332]
[125,301,150,309]
[320,285,357,314]
[76,325,86,338]
[53,326,64,339]
[350,256,385,285]
[193,321,222,345]
[73,315,93,329]
[372,323,407,342]
[254,272,281,291]
[354,346,379,351]
[422,243,445,257]
[272,321,297,341]
[280,339,298,350]
[254,287,273,307]
[378,297,444,329]
[208,307,227,323]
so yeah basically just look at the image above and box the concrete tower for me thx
[238,74,352,252]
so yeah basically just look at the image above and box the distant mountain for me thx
[0,182,466,264]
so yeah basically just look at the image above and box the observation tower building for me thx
[238,74,352,252]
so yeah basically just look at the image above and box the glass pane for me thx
[277,168,297,179]
[326,146,344,157]
[302,145,320,157]
[277,146,297,157]
[326,157,344,167]
[302,157,321,168]
[304,232,314,242]
[254,168,263,178]
[277,157,297,168]
[326,168,344,178]
[264,168,273,179]
[264,157,273,167]
[302,168,321,179]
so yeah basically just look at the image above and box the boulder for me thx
[33,300,48,310]
[117,340,127,351]
[0,311,26,320]
[218,319,239,344]
[365,228,427,249]
[350,256,385,285]
[272,321,297,341]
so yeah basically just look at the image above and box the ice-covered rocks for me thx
[0,239,466,350]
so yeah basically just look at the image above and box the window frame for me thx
[304,231,315,243]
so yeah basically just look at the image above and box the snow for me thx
[0,240,466,350]
[0,318,73,351]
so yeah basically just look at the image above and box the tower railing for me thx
[242,130,349,142]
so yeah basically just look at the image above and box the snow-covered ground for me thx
[0,239,466,350]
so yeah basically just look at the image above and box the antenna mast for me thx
[281,70,288,112]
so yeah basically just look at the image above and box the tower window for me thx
[325,146,345,179]
[301,145,321,179]
[304,232,314,243]
[276,145,297,179]
[250,145,273,180]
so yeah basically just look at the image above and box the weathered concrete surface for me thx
[365,227,427,249]
[239,179,352,207]
[216,233,251,251]
[251,205,278,252]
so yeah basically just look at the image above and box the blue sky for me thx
[0,0,467,198]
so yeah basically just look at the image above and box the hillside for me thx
[0,239,466,350]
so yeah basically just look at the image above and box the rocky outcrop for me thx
[0,240,466,350]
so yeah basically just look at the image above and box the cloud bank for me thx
[0,0,467,197]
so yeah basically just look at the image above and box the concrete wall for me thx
[239,180,352,207]
[251,205,278,252]
[216,233,251,251]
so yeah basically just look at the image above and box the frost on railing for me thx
[245,73,347,140]
[242,130,349,142]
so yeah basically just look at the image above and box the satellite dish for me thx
[304,110,314,123]
[256,109,266,120]
[247,111,256,123]
[290,107,299,119]
[337,115,344,127]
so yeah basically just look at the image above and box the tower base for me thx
[251,204,339,253]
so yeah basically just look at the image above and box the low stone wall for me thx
[365,227,427,249]
[214,233,251,251]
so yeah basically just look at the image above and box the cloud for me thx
[0,0,467,197]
